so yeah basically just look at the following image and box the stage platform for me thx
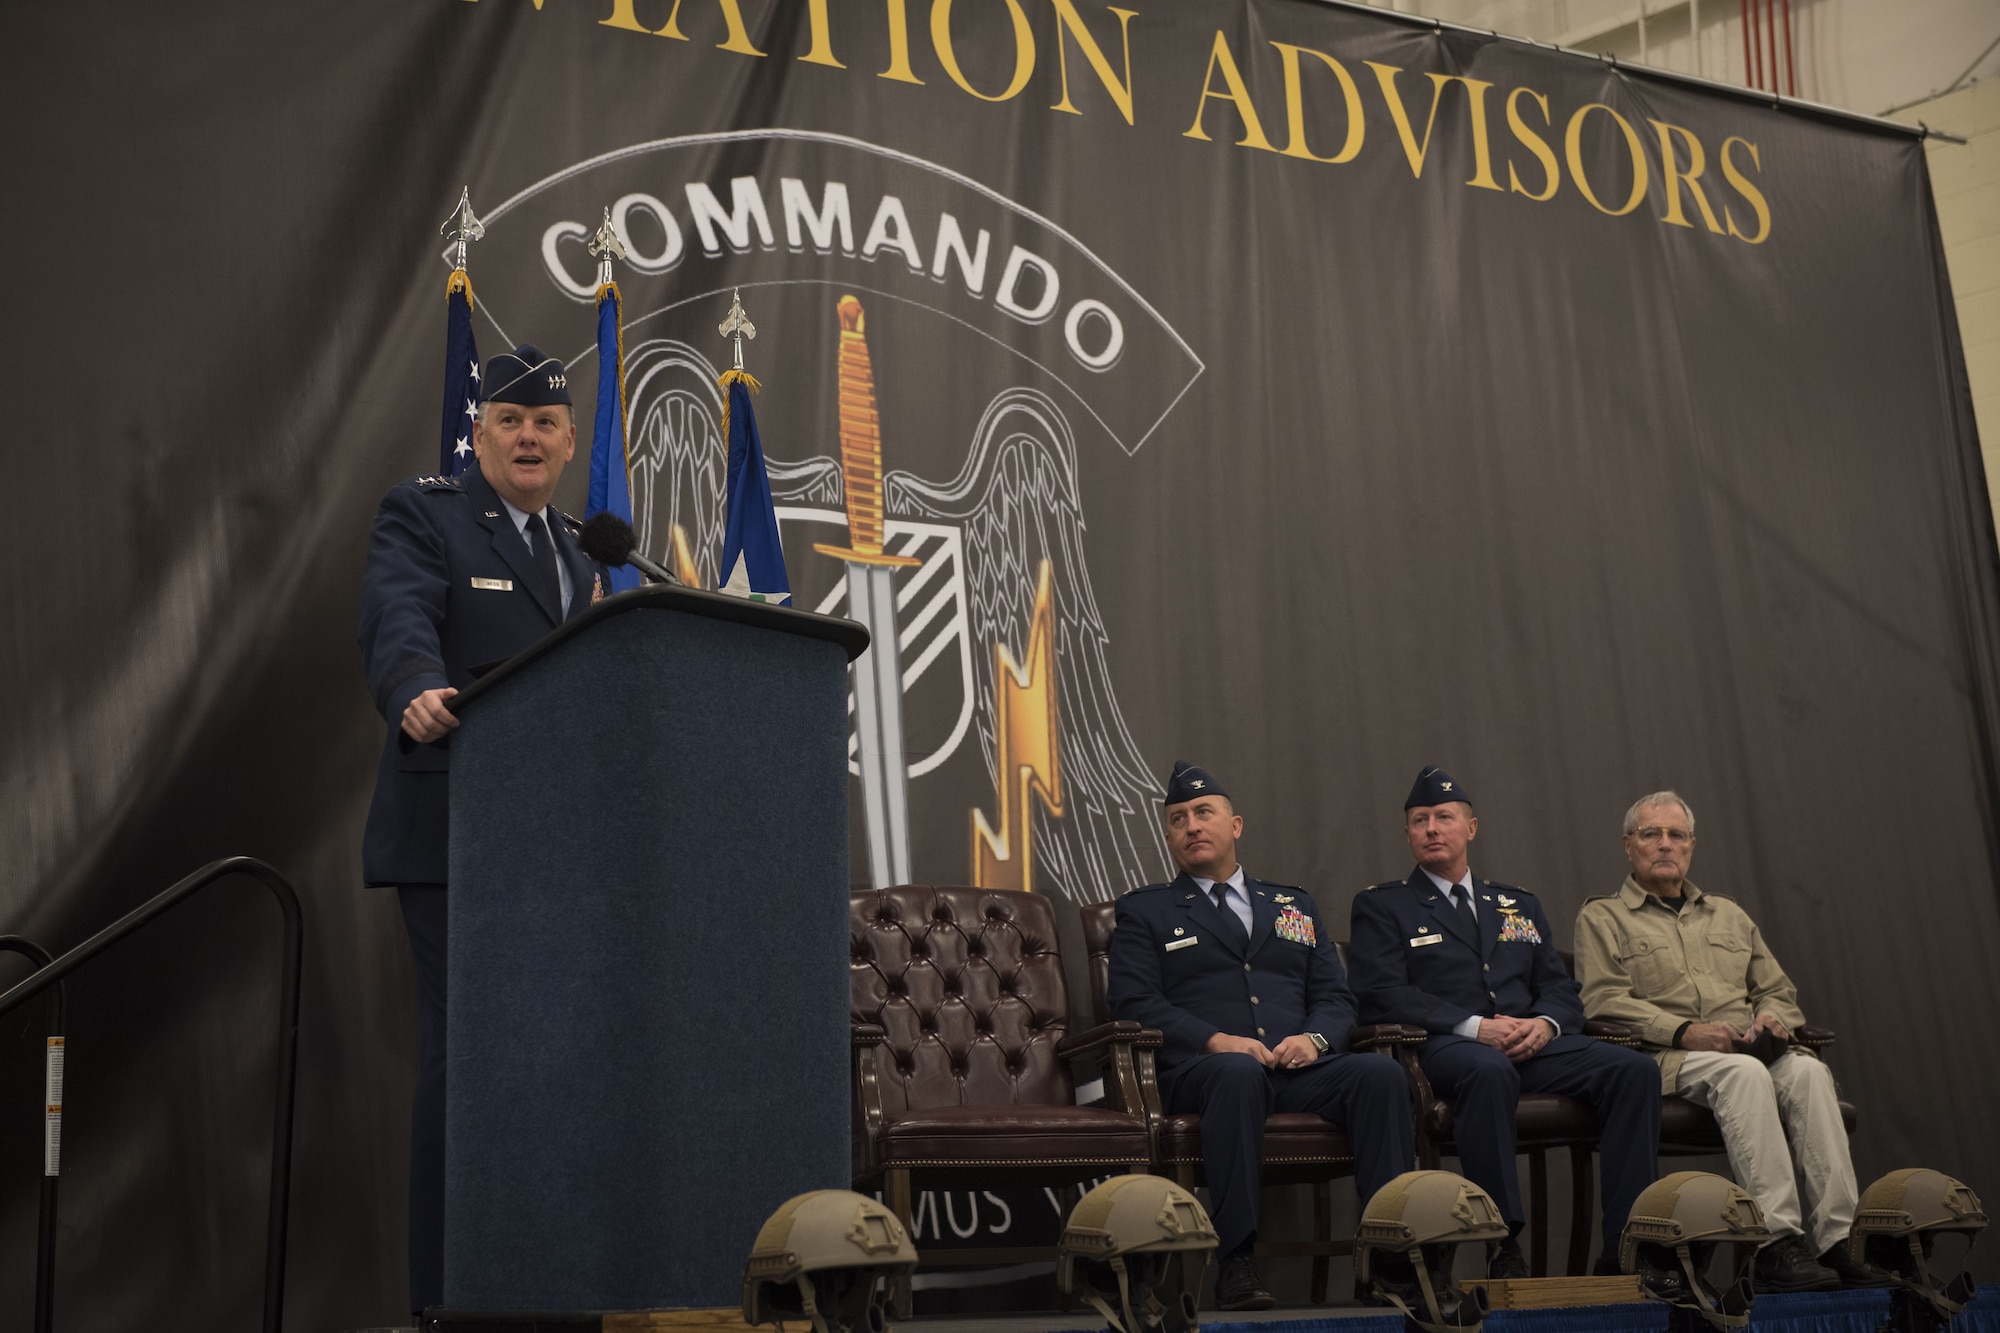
[908,1285,2000,1333]
[396,1285,2000,1333]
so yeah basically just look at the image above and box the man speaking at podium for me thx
[357,345,605,1314]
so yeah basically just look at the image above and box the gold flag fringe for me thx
[447,268,474,311]
[716,367,763,442]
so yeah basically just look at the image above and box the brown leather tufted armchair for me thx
[851,887,1156,1314]
[1078,903,1427,1303]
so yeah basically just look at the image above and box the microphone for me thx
[579,512,681,586]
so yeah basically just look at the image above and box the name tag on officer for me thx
[1165,936,1199,952]
[1409,933,1444,947]
[470,577,514,591]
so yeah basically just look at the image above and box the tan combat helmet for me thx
[1619,1171,1771,1329]
[1850,1169,1987,1321]
[743,1190,918,1333]
[1355,1170,1509,1333]
[1057,1174,1217,1333]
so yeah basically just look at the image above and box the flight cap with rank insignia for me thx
[1405,765,1471,810]
[1163,759,1228,806]
[481,343,572,407]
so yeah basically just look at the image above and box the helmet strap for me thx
[1371,1244,1464,1333]
[1078,1254,1137,1333]
[1898,1233,1971,1319]
[1676,1242,1748,1329]
[794,1276,831,1333]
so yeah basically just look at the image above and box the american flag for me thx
[438,272,480,476]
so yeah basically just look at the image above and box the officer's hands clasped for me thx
[1205,1031,1322,1069]
[1474,1015,1554,1062]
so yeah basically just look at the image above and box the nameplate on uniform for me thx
[1165,936,1200,952]
[470,577,514,591]
[1409,933,1444,947]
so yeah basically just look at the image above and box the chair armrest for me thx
[851,1024,889,1177]
[1054,1022,1161,1149]
[1584,1020,1646,1048]
[1350,1023,1428,1054]
[1793,1025,1835,1054]
[1055,1020,1159,1060]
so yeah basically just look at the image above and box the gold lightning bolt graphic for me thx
[972,559,1065,892]
[812,295,921,569]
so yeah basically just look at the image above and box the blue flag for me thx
[587,282,640,593]
[438,272,480,476]
[718,375,791,604]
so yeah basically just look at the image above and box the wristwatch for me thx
[1306,1032,1329,1055]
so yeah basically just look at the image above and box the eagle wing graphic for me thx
[885,388,1167,903]
[624,336,842,582]
[623,338,728,586]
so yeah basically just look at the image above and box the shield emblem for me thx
[783,511,975,778]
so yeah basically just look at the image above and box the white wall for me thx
[1896,79,2000,527]
[1353,0,2000,118]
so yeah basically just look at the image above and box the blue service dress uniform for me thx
[1348,871,1660,1261]
[1106,873,1415,1256]
[358,458,606,1310]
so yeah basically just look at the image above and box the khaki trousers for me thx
[1676,1051,1858,1255]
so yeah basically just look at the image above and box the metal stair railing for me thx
[0,936,59,1333]
[0,856,303,1333]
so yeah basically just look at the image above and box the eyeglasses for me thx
[1631,827,1693,845]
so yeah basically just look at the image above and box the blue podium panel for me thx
[445,602,853,1310]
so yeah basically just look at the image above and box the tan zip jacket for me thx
[1572,876,1807,1093]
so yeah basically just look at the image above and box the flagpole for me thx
[586,210,641,593]
[436,188,484,477]
[720,287,754,372]
[588,205,626,290]
[440,186,483,275]
[713,292,790,605]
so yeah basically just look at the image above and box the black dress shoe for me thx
[1818,1243,1893,1289]
[1487,1235,1532,1281]
[1753,1235,1840,1293]
[1215,1254,1276,1311]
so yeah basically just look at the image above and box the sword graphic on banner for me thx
[815,295,921,889]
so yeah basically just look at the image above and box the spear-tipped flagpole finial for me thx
[587,207,628,288]
[718,287,756,372]
[439,187,485,273]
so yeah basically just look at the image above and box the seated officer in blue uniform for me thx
[357,344,608,1316]
[1107,761,1414,1311]
[1348,766,1660,1278]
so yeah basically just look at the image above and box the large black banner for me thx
[5,1,1996,1325]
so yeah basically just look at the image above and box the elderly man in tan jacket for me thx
[1572,791,1886,1294]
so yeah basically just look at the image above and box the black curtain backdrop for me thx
[4,1,1997,1326]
